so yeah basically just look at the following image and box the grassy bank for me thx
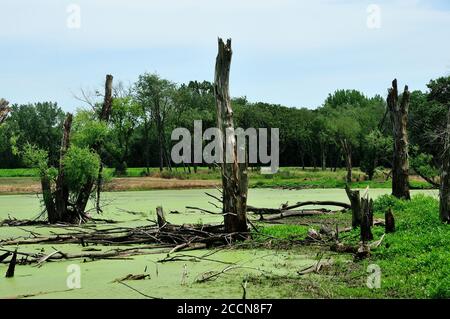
[253,195,449,298]
[0,167,433,191]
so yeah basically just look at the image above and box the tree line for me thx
[0,75,449,185]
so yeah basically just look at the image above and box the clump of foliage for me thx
[335,195,450,298]
[62,146,100,193]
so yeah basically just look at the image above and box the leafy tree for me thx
[134,73,177,172]
[105,97,140,175]
[5,102,65,166]
[360,130,393,180]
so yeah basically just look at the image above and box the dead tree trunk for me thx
[76,74,113,215]
[385,208,396,233]
[214,38,248,234]
[345,184,361,227]
[52,113,73,223]
[41,174,56,223]
[360,196,374,242]
[387,79,410,200]
[156,206,167,228]
[5,248,17,278]
[0,98,10,125]
[439,106,450,223]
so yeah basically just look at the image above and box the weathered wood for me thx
[100,74,113,121]
[0,98,10,125]
[360,197,374,242]
[247,200,350,215]
[214,38,248,234]
[284,200,351,211]
[387,79,411,200]
[52,113,73,223]
[345,184,361,227]
[260,210,337,221]
[156,206,167,228]
[385,208,396,233]
[41,173,56,223]
[440,106,450,223]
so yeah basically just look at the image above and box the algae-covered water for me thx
[0,188,437,298]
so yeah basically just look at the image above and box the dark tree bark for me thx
[156,206,167,228]
[93,74,113,213]
[214,38,248,234]
[439,106,450,223]
[385,208,396,233]
[0,98,10,125]
[345,184,361,228]
[360,196,374,242]
[100,75,113,122]
[41,174,56,223]
[387,79,411,200]
[52,113,73,222]
[5,248,17,278]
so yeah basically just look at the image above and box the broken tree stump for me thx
[440,105,450,223]
[387,79,411,200]
[385,209,396,233]
[156,206,167,228]
[5,248,17,278]
[360,197,374,242]
[345,184,361,227]
[214,38,249,234]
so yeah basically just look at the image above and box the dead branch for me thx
[258,210,338,222]
[117,281,161,299]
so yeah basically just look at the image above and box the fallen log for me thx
[247,200,350,216]
[259,210,338,221]
[297,258,333,275]
[284,201,351,211]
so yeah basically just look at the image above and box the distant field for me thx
[0,167,433,194]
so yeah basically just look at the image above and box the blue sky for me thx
[1,0,450,111]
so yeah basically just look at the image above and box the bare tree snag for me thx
[440,106,450,223]
[5,248,17,278]
[51,114,73,223]
[156,206,167,228]
[385,208,395,233]
[214,38,248,234]
[76,74,114,215]
[345,184,361,227]
[95,74,113,213]
[41,174,56,222]
[100,74,113,122]
[387,79,411,200]
[360,196,374,242]
[0,98,10,125]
